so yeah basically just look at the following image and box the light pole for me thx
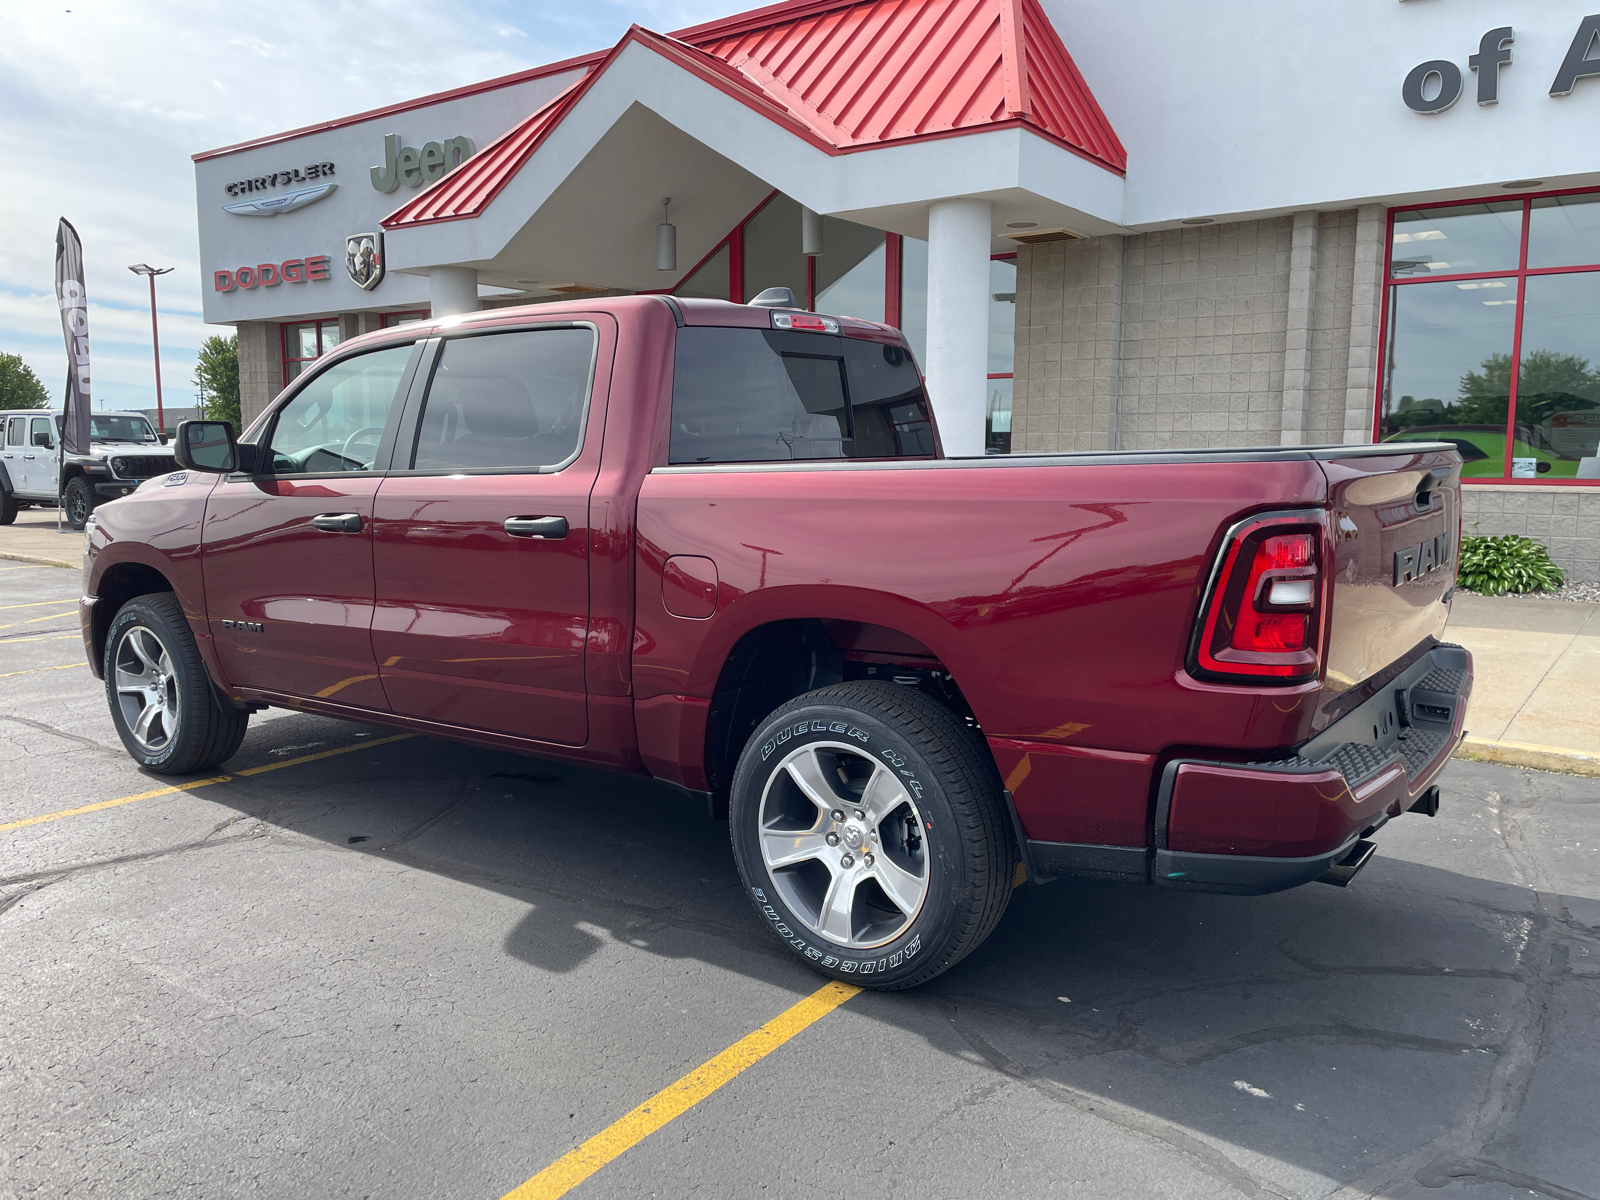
[128,264,174,435]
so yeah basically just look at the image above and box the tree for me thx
[0,353,50,409]
[193,334,240,431]
[1458,349,1600,425]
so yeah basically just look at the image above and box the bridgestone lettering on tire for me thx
[104,593,249,774]
[729,681,1018,990]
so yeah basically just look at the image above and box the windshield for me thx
[87,415,158,443]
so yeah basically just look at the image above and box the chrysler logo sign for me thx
[224,183,337,218]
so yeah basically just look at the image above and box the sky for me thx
[0,0,731,415]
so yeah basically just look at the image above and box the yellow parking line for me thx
[1,633,80,645]
[0,662,86,678]
[0,733,413,834]
[0,598,77,611]
[502,980,862,1200]
[0,611,78,631]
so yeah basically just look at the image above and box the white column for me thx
[430,266,479,318]
[924,197,992,457]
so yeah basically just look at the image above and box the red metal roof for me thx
[383,0,1124,231]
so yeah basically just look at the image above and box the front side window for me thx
[265,343,413,475]
[669,327,932,464]
[30,417,54,448]
[409,327,594,471]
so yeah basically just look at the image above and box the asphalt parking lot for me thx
[3,559,1599,1200]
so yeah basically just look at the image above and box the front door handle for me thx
[504,515,568,539]
[311,512,363,534]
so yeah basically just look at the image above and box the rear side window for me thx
[669,327,933,464]
[409,327,594,471]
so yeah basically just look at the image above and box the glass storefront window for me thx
[282,318,342,386]
[987,257,1016,454]
[1381,187,1600,482]
[900,236,929,366]
[741,194,808,304]
[814,218,886,322]
[1528,194,1600,269]
[1517,272,1600,477]
[1380,279,1518,477]
[1390,201,1522,278]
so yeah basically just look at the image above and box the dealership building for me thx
[193,0,1600,579]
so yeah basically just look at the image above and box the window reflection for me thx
[741,194,808,304]
[1528,194,1600,269]
[1379,278,1518,477]
[677,243,731,301]
[1390,202,1521,278]
[1517,273,1600,477]
[814,218,885,322]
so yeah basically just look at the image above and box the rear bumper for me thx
[1021,642,1473,895]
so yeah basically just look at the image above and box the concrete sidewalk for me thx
[0,505,80,568]
[3,506,1596,773]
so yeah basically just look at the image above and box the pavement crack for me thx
[1154,1021,1484,1066]
[0,830,258,912]
[0,712,120,755]
[935,1001,1298,1200]
[1414,1154,1597,1200]
[379,787,477,852]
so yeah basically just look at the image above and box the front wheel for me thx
[104,593,249,774]
[729,681,1017,990]
[63,476,96,531]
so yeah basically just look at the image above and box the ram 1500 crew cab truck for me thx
[81,295,1472,989]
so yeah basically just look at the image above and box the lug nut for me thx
[863,853,875,867]
[841,854,855,868]
[826,832,840,846]
[831,809,845,822]
[853,809,865,820]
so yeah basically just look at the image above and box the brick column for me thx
[235,320,279,432]
[1279,212,1320,446]
[1342,204,1386,444]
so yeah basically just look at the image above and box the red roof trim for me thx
[190,50,603,162]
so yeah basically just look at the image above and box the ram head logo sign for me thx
[345,232,384,291]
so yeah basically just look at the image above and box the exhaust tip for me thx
[1316,839,1378,888]
[1409,785,1441,818]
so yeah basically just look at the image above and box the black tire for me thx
[104,593,249,774]
[729,681,1017,990]
[63,476,95,531]
[0,492,15,525]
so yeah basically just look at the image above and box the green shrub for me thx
[1456,534,1564,595]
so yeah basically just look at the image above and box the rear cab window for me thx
[669,327,933,464]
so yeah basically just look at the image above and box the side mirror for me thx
[32,431,51,448]
[158,433,169,445]
[174,420,238,473]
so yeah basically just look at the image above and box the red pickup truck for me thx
[81,295,1471,988]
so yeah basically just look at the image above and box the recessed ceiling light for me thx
[514,279,542,286]
[1181,218,1215,225]
[1502,180,1543,189]
[1004,221,1038,229]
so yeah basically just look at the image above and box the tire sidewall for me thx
[104,599,200,772]
[65,478,93,530]
[729,694,970,987]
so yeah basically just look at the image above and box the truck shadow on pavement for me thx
[207,714,1600,1200]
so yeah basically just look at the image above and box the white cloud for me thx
[0,0,731,410]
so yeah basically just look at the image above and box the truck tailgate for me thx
[1319,445,1462,713]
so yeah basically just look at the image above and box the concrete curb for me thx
[1454,736,1600,778]
[1,552,75,570]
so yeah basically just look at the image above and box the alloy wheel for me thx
[113,626,181,754]
[757,741,929,949]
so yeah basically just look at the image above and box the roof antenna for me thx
[657,197,677,272]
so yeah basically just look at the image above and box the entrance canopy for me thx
[379,0,1128,291]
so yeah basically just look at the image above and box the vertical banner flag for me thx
[55,218,92,457]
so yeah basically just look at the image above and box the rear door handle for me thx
[311,512,363,533]
[504,515,568,539]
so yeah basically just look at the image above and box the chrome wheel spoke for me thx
[132,697,162,743]
[782,748,837,813]
[127,629,162,674]
[859,764,911,826]
[761,828,830,869]
[114,625,178,754]
[817,867,859,942]
[871,853,925,916]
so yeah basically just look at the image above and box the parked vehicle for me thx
[0,408,175,528]
[80,295,1472,988]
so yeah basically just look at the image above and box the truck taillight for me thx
[1192,513,1327,683]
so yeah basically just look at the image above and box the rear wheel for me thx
[104,593,249,774]
[729,681,1017,990]
[64,476,95,530]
